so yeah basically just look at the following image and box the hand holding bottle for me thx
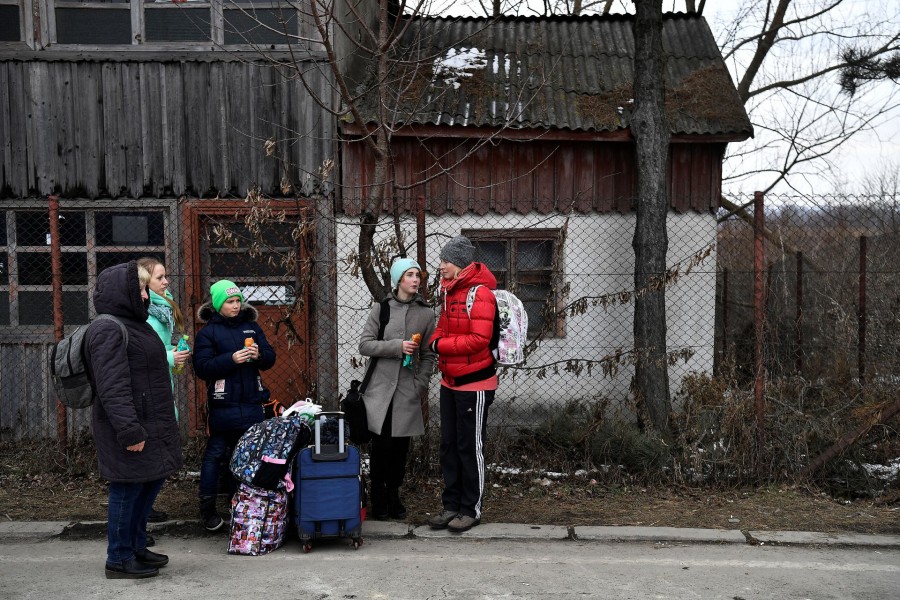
[172,335,191,375]
[244,337,258,362]
[402,333,422,369]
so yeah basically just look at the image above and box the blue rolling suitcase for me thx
[293,411,364,552]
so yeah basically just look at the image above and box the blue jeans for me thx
[107,478,165,564]
[199,431,242,498]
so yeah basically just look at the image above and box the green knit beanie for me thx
[210,280,244,312]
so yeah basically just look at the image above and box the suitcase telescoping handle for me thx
[313,411,348,461]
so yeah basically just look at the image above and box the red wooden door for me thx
[184,202,313,432]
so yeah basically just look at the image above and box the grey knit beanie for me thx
[439,235,475,268]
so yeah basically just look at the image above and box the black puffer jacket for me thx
[193,302,276,433]
[84,261,183,483]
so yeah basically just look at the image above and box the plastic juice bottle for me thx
[402,333,422,368]
[244,337,255,362]
[171,335,191,375]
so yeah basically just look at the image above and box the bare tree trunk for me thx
[359,131,390,300]
[631,0,672,443]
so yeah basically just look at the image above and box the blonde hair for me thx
[136,256,186,333]
[137,265,151,287]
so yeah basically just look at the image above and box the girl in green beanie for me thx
[192,280,277,531]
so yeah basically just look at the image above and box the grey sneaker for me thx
[428,510,458,529]
[447,514,480,533]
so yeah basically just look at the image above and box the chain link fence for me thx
[717,193,900,384]
[2,194,898,465]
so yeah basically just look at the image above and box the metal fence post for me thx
[48,195,68,452]
[795,251,803,374]
[858,235,867,384]
[721,267,729,367]
[753,191,765,446]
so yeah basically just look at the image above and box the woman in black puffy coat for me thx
[192,280,276,531]
[85,260,183,579]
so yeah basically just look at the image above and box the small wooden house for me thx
[336,13,752,422]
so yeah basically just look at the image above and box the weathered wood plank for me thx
[492,142,514,215]
[140,63,162,197]
[471,141,491,215]
[6,64,29,194]
[0,64,13,191]
[572,141,594,214]
[183,62,209,196]
[54,62,78,194]
[122,63,144,197]
[670,144,692,212]
[593,144,616,213]
[25,62,54,193]
[449,140,469,216]
[73,63,102,197]
[226,61,250,197]
[427,138,448,216]
[164,62,186,196]
[101,62,124,196]
[208,63,228,195]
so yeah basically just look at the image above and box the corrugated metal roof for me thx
[354,13,752,137]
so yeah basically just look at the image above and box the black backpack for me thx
[49,314,128,409]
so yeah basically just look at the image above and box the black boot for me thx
[105,559,159,579]
[387,487,407,520]
[370,480,388,520]
[147,507,168,523]
[199,496,224,532]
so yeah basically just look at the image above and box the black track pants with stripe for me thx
[439,385,494,519]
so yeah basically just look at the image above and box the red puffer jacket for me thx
[430,262,498,385]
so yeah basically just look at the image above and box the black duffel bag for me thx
[340,379,371,445]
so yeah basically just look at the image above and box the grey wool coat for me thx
[358,292,436,437]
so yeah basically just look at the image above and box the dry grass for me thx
[1,438,897,534]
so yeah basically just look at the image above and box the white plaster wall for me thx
[335,211,717,422]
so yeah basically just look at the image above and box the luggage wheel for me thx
[351,537,363,550]
[302,543,313,553]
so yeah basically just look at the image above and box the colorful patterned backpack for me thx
[466,285,529,366]
[229,413,311,491]
[228,483,288,556]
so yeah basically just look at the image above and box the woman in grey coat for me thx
[358,258,436,519]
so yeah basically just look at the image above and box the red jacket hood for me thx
[440,262,497,296]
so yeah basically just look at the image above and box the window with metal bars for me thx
[464,228,563,338]
[0,206,170,329]
[50,0,302,46]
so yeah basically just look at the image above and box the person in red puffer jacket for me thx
[427,235,498,533]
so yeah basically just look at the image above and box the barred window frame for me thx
[0,200,176,338]
[463,228,565,338]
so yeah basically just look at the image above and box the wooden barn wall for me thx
[340,138,724,215]
[0,59,335,199]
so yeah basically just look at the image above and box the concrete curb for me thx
[3,520,899,548]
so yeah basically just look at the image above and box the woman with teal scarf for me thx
[137,257,190,526]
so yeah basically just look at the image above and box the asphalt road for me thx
[2,534,899,599]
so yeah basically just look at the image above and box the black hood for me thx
[92,261,149,321]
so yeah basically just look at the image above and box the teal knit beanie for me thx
[390,258,422,289]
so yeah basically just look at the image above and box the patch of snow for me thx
[862,458,900,481]
[434,47,488,90]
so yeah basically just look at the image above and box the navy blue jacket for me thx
[85,261,183,483]
[193,302,276,433]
